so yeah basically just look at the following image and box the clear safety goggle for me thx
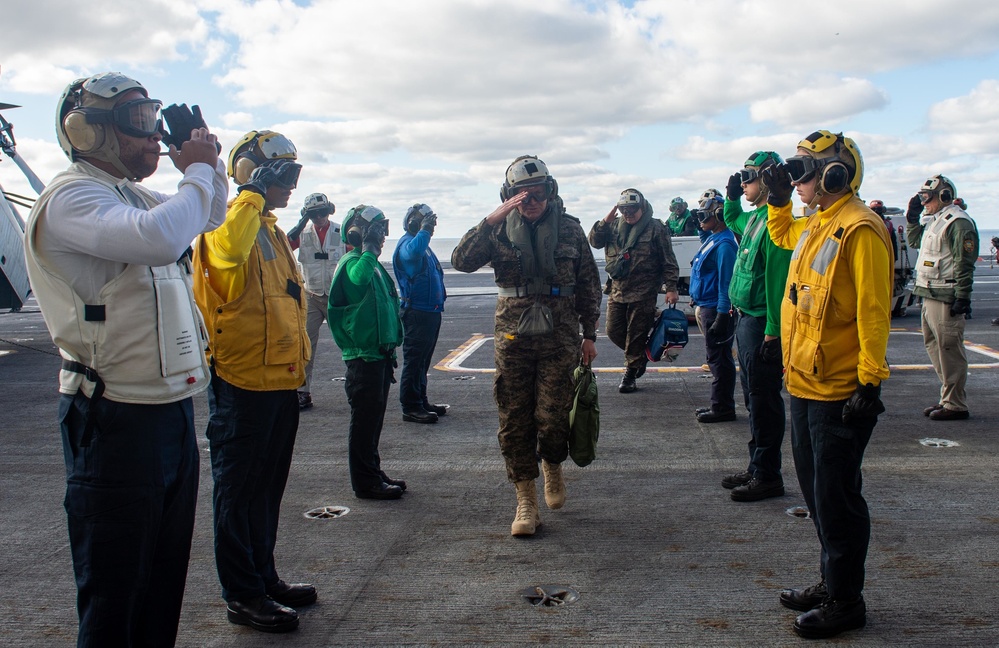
[88,98,163,138]
[669,201,686,214]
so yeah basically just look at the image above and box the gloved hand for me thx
[950,297,972,317]
[906,194,923,224]
[706,311,732,347]
[726,172,744,201]
[159,104,221,153]
[420,211,437,235]
[763,164,793,207]
[237,159,300,196]
[362,219,387,257]
[842,382,885,425]
[286,213,311,242]
[759,337,782,365]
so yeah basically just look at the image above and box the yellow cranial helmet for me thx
[790,130,864,195]
[227,130,298,184]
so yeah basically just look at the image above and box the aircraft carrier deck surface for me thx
[2,262,998,647]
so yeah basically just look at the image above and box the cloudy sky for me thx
[3,0,999,236]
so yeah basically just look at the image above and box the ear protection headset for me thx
[58,74,151,158]
[342,205,387,247]
[795,131,863,196]
[499,155,558,201]
[405,203,434,235]
[61,81,109,155]
[921,175,956,204]
[227,130,298,184]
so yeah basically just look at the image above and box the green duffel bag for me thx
[568,361,599,467]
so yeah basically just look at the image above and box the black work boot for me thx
[793,596,866,639]
[618,368,638,393]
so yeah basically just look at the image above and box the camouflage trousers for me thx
[494,334,579,482]
[605,297,656,370]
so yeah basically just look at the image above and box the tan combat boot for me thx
[511,479,541,536]
[541,459,566,510]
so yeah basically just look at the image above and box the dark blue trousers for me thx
[735,313,786,482]
[206,372,298,602]
[345,357,393,492]
[696,306,736,413]
[399,308,442,411]
[60,392,198,648]
[790,396,875,601]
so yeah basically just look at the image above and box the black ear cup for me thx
[940,188,953,203]
[820,162,849,194]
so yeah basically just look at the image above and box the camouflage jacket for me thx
[588,217,678,303]
[451,210,602,346]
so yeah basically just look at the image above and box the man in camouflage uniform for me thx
[452,155,601,537]
[589,188,679,393]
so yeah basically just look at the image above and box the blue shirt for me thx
[392,231,446,312]
[689,229,737,311]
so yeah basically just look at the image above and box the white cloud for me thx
[750,78,889,130]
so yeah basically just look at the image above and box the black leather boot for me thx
[618,368,638,393]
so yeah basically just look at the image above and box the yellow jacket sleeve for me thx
[849,225,893,387]
[767,202,807,251]
[200,190,266,303]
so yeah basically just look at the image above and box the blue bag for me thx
[645,304,689,362]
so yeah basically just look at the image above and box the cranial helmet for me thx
[919,175,956,205]
[698,188,722,206]
[500,155,558,201]
[302,192,335,218]
[740,151,783,184]
[227,130,298,184]
[669,197,687,215]
[787,130,864,197]
[868,199,886,217]
[697,194,724,222]
[616,188,652,219]
[342,204,387,247]
[617,188,643,208]
[56,72,160,179]
[405,203,435,234]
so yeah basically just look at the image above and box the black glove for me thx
[236,159,298,196]
[763,164,793,207]
[950,297,972,317]
[906,194,923,224]
[759,337,782,365]
[726,172,744,201]
[420,212,437,235]
[159,103,221,153]
[706,311,732,347]
[287,213,311,242]
[362,219,387,257]
[842,382,885,424]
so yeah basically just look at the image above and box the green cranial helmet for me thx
[342,204,386,246]
[669,197,687,215]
